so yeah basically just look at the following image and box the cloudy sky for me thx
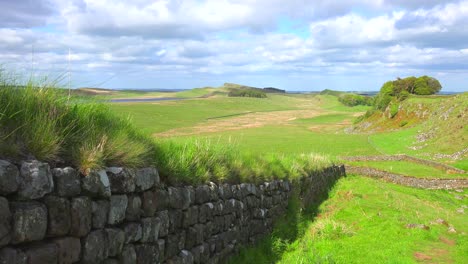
[1,0,468,91]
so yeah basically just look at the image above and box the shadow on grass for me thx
[227,174,343,264]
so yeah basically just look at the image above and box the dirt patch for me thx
[154,109,322,137]
[414,252,432,261]
[439,237,456,246]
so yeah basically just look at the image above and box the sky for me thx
[1,0,468,91]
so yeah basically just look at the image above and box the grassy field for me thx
[230,176,468,264]
[348,160,466,179]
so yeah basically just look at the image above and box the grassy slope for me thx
[348,160,466,179]
[231,176,467,264]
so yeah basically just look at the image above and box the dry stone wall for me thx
[0,159,345,264]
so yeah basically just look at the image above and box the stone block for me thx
[0,247,26,264]
[106,167,135,193]
[118,245,136,264]
[44,195,71,237]
[154,189,169,211]
[81,169,111,198]
[141,191,156,217]
[218,184,233,200]
[91,199,109,229]
[24,243,58,264]
[168,209,183,233]
[103,259,119,264]
[157,210,169,237]
[186,224,204,249]
[135,244,159,264]
[168,187,184,209]
[140,217,160,243]
[123,222,142,243]
[108,195,128,225]
[70,197,92,237]
[51,167,80,197]
[208,182,218,201]
[182,205,199,228]
[135,167,159,191]
[165,231,186,259]
[17,161,53,199]
[199,203,214,223]
[10,201,47,244]
[126,195,142,221]
[195,185,210,204]
[179,250,194,264]
[182,186,195,209]
[0,160,19,195]
[0,197,11,247]
[157,239,165,263]
[53,237,81,264]
[81,230,108,264]
[106,228,125,257]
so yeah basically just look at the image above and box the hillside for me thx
[352,93,467,160]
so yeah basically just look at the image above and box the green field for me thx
[105,89,467,263]
[348,160,466,179]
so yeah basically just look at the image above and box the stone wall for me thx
[346,165,468,189]
[0,160,345,264]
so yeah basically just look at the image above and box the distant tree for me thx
[414,76,442,95]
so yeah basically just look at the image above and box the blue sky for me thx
[1,0,467,91]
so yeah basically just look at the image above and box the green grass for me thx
[348,160,467,179]
[169,125,380,157]
[0,75,155,173]
[231,176,468,264]
[293,113,350,125]
[109,95,306,133]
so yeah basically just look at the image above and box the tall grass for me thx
[0,70,155,173]
[155,139,334,185]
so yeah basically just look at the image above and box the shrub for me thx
[228,87,267,98]
[338,93,373,107]
[389,103,399,118]
[399,120,408,127]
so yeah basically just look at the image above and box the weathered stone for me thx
[106,167,135,193]
[0,197,11,247]
[182,205,199,228]
[135,167,159,191]
[141,191,156,217]
[0,160,19,195]
[195,185,210,204]
[141,217,161,243]
[81,169,111,198]
[17,161,53,200]
[199,203,214,223]
[53,237,81,264]
[51,167,80,197]
[157,239,165,263]
[135,244,159,264]
[165,231,186,259]
[213,200,224,216]
[218,184,233,200]
[118,245,136,264]
[10,201,47,244]
[168,209,183,233]
[126,195,142,221]
[92,199,109,229]
[44,195,71,237]
[190,244,207,264]
[168,187,185,209]
[103,259,119,264]
[154,189,170,211]
[81,230,108,264]
[179,250,194,264]
[182,186,195,209]
[186,224,204,249]
[70,197,92,237]
[108,195,128,225]
[106,228,125,257]
[208,182,218,201]
[167,256,182,264]
[0,247,26,264]
[123,222,142,243]
[24,243,57,264]
[157,210,170,237]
